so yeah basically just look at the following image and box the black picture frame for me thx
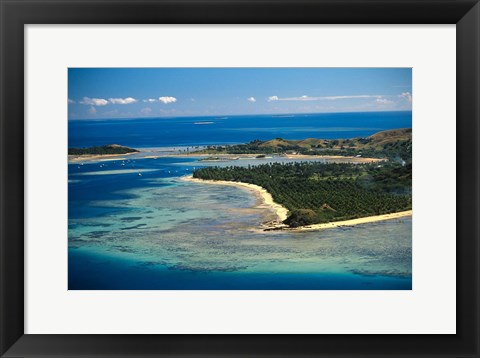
[1,0,479,357]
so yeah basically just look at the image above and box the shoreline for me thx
[68,152,136,163]
[288,210,412,232]
[182,175,289,223]
[284,154,384,163]
[182,175,411,232]
[68,149,385,164]
[171,152,384,163]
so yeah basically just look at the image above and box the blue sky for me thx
[68,68,412,119]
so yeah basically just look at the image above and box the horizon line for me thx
[68,109,412,122]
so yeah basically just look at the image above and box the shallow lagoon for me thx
[68,155,412,290]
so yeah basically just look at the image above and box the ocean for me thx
[69,111,412,148]
[68,111,412,290]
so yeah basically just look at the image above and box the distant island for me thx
[192,128,412,161]
[191,128,412,229]
[68,144,139,156]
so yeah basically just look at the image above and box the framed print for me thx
[1,0,479,357]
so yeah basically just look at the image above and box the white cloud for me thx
[109,97,137,105]
[268,94,385,102]
[80,97,109,106]
[399,92,412,103]
[320,95,384,100]
[247,97,256,103]
[376,98,393,104]
[68,98,75,104]
[80,97,138,105]
[143,98,157,103]
[88,106,97,115]
[159,96,177,104]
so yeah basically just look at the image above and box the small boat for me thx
[138,173,142,176]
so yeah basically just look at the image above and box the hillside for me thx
[256,128,411,151]
[194,128,412,161]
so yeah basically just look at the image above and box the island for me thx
[68,144,139,162]
[191,128,412,161]
[68,129,412,230]
[68,144,139,156]
[189,128,412,230]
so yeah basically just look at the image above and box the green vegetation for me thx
[193,161,412,228]
[284,209,319,227]
[193,128,412,162]
[68,144,139,155]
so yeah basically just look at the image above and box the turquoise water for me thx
[69,112,412,290]
[68,155,412,290]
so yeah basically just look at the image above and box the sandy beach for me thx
[285,154,385,163]
[182,175,289,222]
[289,210,412,232]
[172,152,384,163]
[183,175,411,231]
[68,149,385,164]
[68,152,136,163]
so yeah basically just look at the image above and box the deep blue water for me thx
[69,247,411,290]
[69,111,412,148]
[68,111,412,290]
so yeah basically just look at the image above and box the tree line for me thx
[193,161,412,227]
[68,145,138,155]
